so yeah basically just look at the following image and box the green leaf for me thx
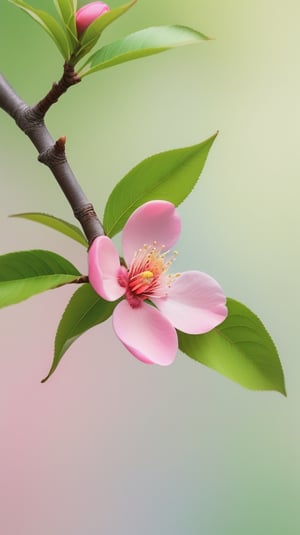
[0,250,81,308]
[10,212,88,247]
[42,283,117,382]
[178,298,286,395]
[53,0,78,50]
[103,134,217,237]
[73,0,137,64]
[9,0,70,58]
[54,0,76,26]
[79,25,209,76]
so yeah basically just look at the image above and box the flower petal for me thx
[153,271,227,334]
[122,201,181,265]
[76,2,110,35]
[88,236,125,301]
[112,300,178,365]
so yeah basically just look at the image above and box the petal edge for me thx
[153,270,227,334]
[122,200,181,265]
[113,300,178,365]
[88,236,125,301]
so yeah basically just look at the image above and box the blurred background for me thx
[0,0,299,533]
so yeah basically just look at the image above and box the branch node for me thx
[74,204,104,244]
[62,62,82,87]
[74,203,97,223]
[14,105,45,135]
[38,141,66,166]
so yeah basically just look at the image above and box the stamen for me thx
[130,270,153,282]
[125,241,180,305]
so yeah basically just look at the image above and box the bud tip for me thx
[76,2,110,36]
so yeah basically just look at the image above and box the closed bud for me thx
[76,2,110,36]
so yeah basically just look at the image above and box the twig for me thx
[0,73,104,245]
[33,63,81,118]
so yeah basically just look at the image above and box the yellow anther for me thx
[141,270,154,281]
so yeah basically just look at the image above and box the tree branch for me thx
[33,63,81,118]
[0,73,104,245]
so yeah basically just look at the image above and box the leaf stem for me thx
[54,275,89,288]
[0,73,104,245]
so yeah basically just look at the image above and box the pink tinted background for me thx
[1,0,300,534]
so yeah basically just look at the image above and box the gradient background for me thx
[0,1,299,534]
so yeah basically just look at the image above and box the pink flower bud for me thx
[76,2,110,36]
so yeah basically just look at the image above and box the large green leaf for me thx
[73,0,136,64]
[178,298,286,395]
[42,283,117,382]
[9,0,70,58]
[0,250,81,308]
[79,25,209,76]
[103,134,217,237]
[10,212,88,247]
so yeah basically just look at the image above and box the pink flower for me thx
[76,2,110,36]
[88,201,227,365]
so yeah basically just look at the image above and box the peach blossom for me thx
[89,201,227,365]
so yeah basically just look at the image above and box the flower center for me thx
[129,270,154,294]
[118,242,178,308]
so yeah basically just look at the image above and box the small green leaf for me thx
[53,0,78,50]
[73,0,136,64]
[10,212,88,247]
[54,0,75,27]
[0,250,81,308]
[178,298,286,395]
[9,0,70,58]
[103,134,217,237]
[79,25,209,76]
[42,284,117,382]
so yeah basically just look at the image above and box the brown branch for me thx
[33,63,81,118]
[0,73,104,245]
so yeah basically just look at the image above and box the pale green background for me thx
[0,1,299,534]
